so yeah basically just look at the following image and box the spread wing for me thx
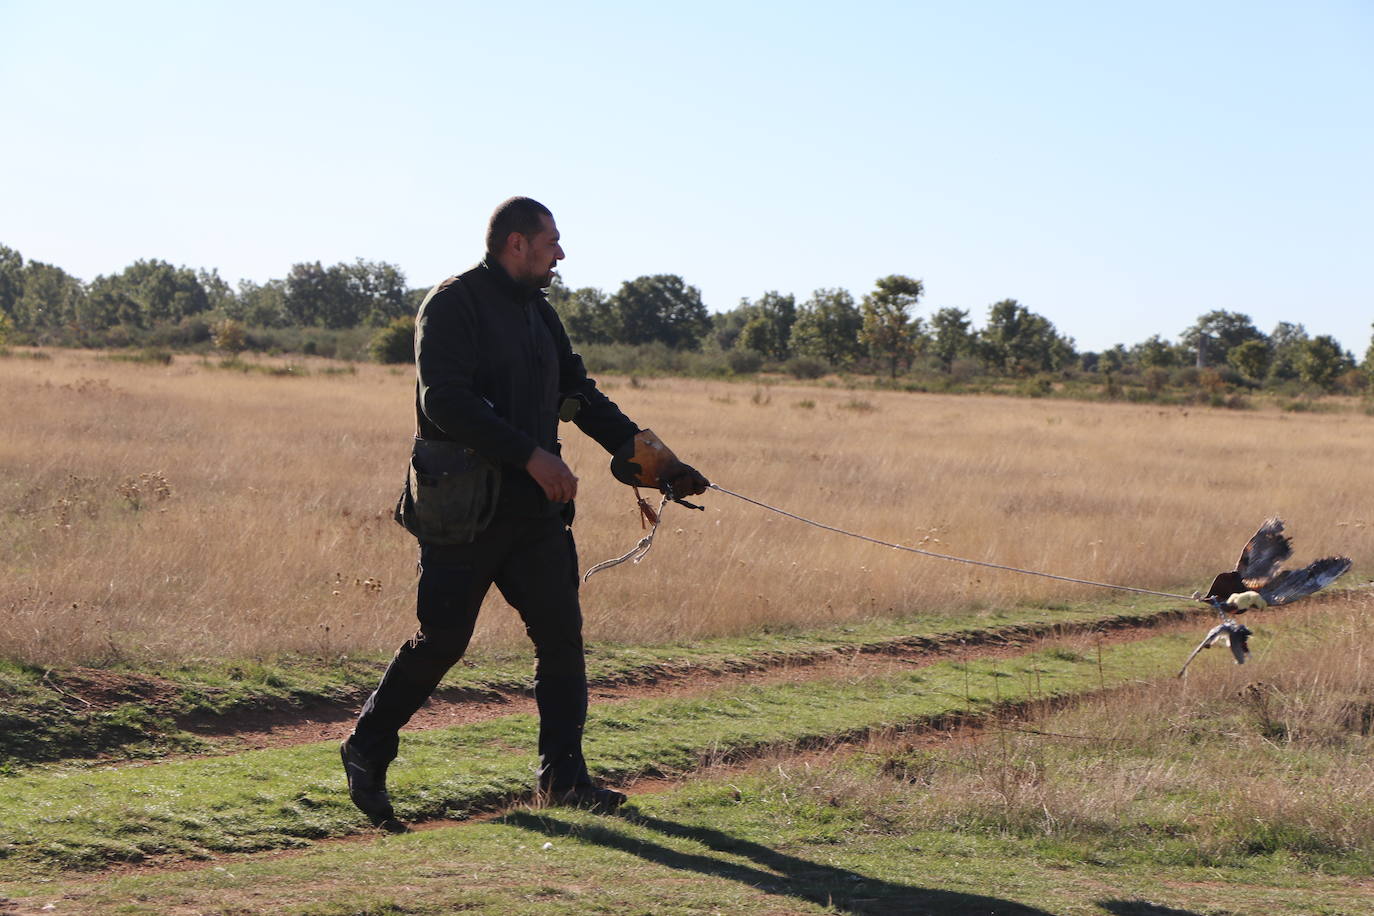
[1257,556,1352,606]
[1237,517,1292,582]
[1177,624,1228,677]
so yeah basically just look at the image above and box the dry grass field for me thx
[2,347,1370,665]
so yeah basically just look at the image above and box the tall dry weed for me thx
[850,593,1374,864]
[1,350,1371,664]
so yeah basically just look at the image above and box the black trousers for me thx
[351,512,591,791]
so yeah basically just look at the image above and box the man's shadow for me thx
[502,807,1058,915]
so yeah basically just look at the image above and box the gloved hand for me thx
[611,429,708,496]
[660,461,709,498]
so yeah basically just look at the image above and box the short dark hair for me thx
[486,197,552,257]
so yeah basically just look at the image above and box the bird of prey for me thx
[1177,518,1352,677]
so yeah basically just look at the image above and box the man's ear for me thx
[505,231,527,256]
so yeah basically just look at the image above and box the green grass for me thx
[0,632,1190,880]
[4,604,1371,913]
[0,596,1190,767]
[5,747,1371,915]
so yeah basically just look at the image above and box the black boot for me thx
[340,736,407,832]
[546,784,629,812]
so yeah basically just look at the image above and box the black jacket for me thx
[414,259,638,515]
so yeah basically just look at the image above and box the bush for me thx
[949,358,981,383]
[212,319,247,354]
[104,347,173,366]
[1143,367,1169,395]
[148,317,213,349]
[784,355,828,380]
[1018,375,1054,398]
[726,348,764,375]
[1335,369,1368,395]
[101,325,134,348]
[370,316,416,364]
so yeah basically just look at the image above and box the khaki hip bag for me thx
[393,437,501,544]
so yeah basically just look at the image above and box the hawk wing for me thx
[1257,556,1352,606]
[1237,517,1292,582]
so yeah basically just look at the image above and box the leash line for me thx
[707,483,1200,603]
[582,493,670,582]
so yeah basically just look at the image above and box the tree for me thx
[608,274,710,349]
[237,279,289,327]
[284,261,350,327]
[0,244,23,325]
[1099,344,1128,373]
[1227,339,1271,381]
[1267,321,1309,382]
[14,261,85,333]
[405,286,429,314]
[84,273,141,329]
[735,291,796,361]
[198,268,238,317]
[1296,335,1352,389]
[1129,334,1181,369]
[860,275,924,377]
[929,307,975,369]
[1182,310,1264,367]
[978,299,1076,374]
[790,288,862,366]
[81,260,209,329]
[1365,323,1374,384]
[549,277,618,345]
[123,259,209,325]
[344,259,409,327]
[565,287,618,345]
[708,300,755,352]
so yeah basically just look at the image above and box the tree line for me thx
[549,273,1366,392]
[0,244,414,337]
[1,242,1368,393]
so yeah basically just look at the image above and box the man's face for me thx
[515,214,564,289]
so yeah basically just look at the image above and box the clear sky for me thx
[3,0,1371,354]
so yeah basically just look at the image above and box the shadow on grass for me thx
[503,808,1056,915]
[1099,903,1206,916]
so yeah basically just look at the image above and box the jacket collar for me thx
[480,257,542,302]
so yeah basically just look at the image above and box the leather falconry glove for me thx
[610,429,709,500]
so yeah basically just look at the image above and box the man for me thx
[341,197,707,831]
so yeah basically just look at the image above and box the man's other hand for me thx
[526,447,578,502]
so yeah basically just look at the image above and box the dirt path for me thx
[185,606,1201,754]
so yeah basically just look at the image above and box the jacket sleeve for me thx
[416,286,540,466]
[541,300,639,454]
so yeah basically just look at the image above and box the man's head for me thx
[487,196,564,289]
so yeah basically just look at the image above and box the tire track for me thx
[185,605,1203,754]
